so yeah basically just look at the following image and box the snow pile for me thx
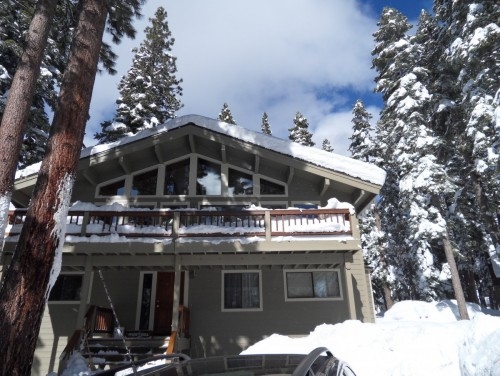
[56,300,500,376]
[242,300,500,376]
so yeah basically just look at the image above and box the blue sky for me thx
[87,0,434,155]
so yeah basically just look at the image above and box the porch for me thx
[59,304,190,372]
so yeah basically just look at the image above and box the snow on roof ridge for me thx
[17,114,386,186]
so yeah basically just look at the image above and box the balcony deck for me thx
[4,207,359,260]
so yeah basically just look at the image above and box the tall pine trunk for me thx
[0,0,58,245]
[442,229,470,320]
[0,1,108,374]
[374,206,394,310]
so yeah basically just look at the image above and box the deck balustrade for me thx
[5,207,353,240]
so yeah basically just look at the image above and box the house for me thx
[2,115,386,375]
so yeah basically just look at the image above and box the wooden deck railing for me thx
[5,207,353,240]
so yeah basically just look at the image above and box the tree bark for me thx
[442,230,470,320]
[0,1,109,374]
[0,0,58,244]
[374,206,394,310]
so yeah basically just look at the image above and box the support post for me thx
[76,255,93,328]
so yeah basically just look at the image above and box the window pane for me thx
[139,274,153,330]
[49,275,83,301]
[197,159,221,195]
[131,169,158,196]
[286,271,341,299]
[99,180,125,196]
[260,178,285,195]
[165,159,190,195]
[286,272,313,298]
[224,272,260,309]
[313,271,340,298]
[228,169,253,196]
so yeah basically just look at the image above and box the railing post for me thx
[265,211,271,240]
[81,211,89,236]
[172,212,180,239]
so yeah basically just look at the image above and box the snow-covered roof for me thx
[16,115,386,186]
[83,115,385,186]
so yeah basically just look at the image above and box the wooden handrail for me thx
[5,208,353,239]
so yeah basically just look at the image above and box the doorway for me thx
[137,271,184,335]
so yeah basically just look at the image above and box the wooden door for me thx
[153,272,175,335]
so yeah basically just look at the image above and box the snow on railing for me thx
[5,207,352,240]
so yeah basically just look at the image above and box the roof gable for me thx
[80,115,385,186]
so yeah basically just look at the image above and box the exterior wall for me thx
[90,270,141,329]
[345,250,375,323]
[32,305,79,376]
[188,268,350,358]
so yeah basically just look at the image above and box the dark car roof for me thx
[94,347,356,376]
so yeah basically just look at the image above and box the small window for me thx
[260,178,285,195]
[284,270,342,301]
[131,169,158,196]
[228,169,253,196]
[222,271,262,311]
[165,159,190,195]
[99,179,126,196]
[197,159,221,195]
[49,274,83,302]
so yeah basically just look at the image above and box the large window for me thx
[197,159,221,195]
[49,274,83,302]
[284,270,342,301]
[99,179,126,196]
[222,271,262,311]
[165,159,190,195]
[228,168,253,196]
[131,169,158,196]
[260,178,285,195]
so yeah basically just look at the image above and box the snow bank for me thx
[242,300,500,376]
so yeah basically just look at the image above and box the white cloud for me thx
[87,0,380,154]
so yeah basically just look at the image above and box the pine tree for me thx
[349,99,373,162]
[432,0,500,308]
[289,111,315,146]
[218,102,236,124]
[321,138,333,152]
[261,112,272,135]
[0,0,59,247]
[371,7,470,315]
[0,1,144,372]
[95,6,183,143]
[0,0,78,168]
[370,8,413,302]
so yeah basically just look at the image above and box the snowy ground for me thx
[58,300,500,376]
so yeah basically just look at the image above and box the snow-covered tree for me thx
[261,112,272,135]
[95,6,183,143]
[321,138,333,152]
[289,111,315,146]
[218,102,236,124]
[371,8,470,312]
[349,99,373,162]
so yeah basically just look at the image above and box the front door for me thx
[154,272,175,335]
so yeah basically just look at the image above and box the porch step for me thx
[83,337,169,370]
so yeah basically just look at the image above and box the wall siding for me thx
[188,268,350,358]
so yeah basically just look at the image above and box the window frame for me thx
[96,177,128,198]
[227,166,254,197]
[283,269,343,302]
[221,270,263,312]
[196,157,223,196]
[130,167,159,197]
[48,272,92,304]
[258,175,287,197]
